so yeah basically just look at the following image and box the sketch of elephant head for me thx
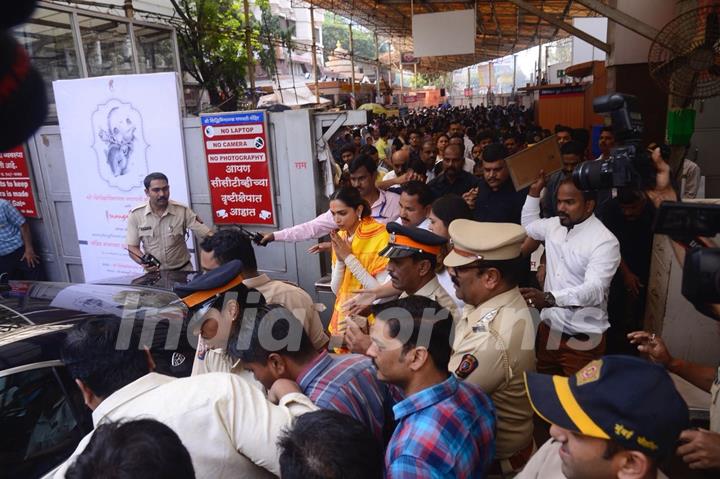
[92,99,148,192]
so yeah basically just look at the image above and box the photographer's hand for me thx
[677,429,720,470]
[627,331,672,367]
[646,147,677,208]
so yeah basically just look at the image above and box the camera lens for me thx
[572,159,613,191]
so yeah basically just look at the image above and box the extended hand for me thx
[462,187,479,209]
[627,331,672,367]
[677,429,720,470]
[260,232,275,246]
[21,248,40,268]
[307,242,332,254]
[646,147,677,208]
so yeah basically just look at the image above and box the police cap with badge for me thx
[173,260,251,316]
[443,219,526,267]
[380,222,447,262]
[525,356,689,460]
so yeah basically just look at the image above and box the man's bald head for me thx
[391,148,410,176]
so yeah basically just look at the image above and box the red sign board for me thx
[403,94,418,103]
[0,145,39,217]
[464,88,473,97]
[201,111,276,226]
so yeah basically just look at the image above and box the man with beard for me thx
[127,172,211,272]
[427,144,479,200]
[465,143,528,224]
[520,176,621,376]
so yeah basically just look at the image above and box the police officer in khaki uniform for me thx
[126,172,211,272]
[444,219,536,475]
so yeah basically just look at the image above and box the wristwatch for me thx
[544,292,556,307]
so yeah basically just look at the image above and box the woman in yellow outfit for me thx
[328,186,389,351]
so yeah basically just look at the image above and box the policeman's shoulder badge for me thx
[472,308,499,333]
[455,354,479,379]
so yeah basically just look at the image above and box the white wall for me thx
[572,17,608,65]
[607,0,676,66]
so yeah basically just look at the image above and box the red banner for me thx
[201,111,276,226]
[0,145,39,217]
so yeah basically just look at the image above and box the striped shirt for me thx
[297,351,391,441]
[386,375,496,478]
[0,199,25,256]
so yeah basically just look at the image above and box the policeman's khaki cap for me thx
[443,220,527,267]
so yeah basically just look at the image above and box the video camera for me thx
[573,93,659,191]
[654,202,720,317]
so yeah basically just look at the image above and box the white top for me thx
[51,373,316,478]
[521,196,620,335]
[383,170,398,181]
[437,268,465,312]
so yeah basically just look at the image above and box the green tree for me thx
[322,14,376,63]
[170,0,285,111]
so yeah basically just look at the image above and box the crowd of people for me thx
[54,104,718,479]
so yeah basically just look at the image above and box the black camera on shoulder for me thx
[573,93,660,191]
[654,201,720,319]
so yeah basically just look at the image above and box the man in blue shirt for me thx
[0,199,40,280]
[366,295,496,478]
[230,304,393,443]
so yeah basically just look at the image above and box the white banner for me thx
[412,10,476,57]
[53,72,191,282]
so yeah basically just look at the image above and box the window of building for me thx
[13,8,82,105]
[77,15,135,77]
[134,26,177,73]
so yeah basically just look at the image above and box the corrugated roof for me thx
[296,0,606,71]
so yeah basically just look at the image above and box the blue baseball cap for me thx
[524,355,689,459]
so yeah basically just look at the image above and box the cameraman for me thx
[628,147,720,471]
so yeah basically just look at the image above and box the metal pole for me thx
[512,54,517,94]
[243,0,256,106]
[544,45,549,83]
[537,38,542,85]
[310,5,320,105]
[349,23,356,107]
[399,62,404,106]
[375,33,381,103]
[413,63,417,90]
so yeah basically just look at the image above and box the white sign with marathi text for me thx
[53,72,191,282]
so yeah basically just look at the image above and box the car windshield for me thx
[0,283,188,338]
